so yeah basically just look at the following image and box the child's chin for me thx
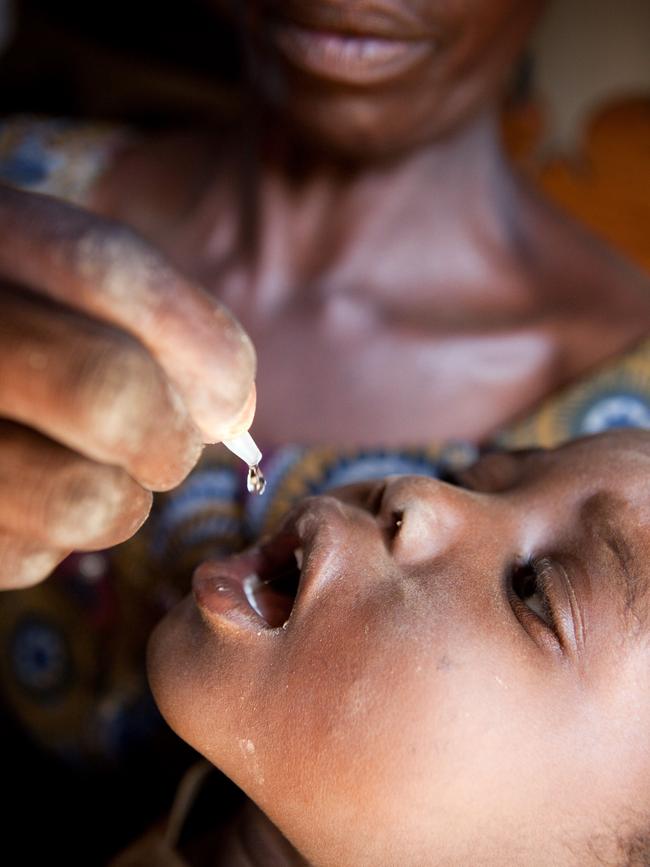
[145,596,213,732]
[146,592,269,741]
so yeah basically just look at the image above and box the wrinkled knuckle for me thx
[75,337,162,452]
[0,541,60,589]
[48,466,115,547]
[70,219,143,265]
[12,552,59,587]
[70,221,165,305]
[48,463,149,548]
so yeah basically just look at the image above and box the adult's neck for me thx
[234,105,525,313]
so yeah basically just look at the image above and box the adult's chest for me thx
[226,291,562,446]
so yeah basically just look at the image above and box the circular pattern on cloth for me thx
[0,556,151,762]
[10,616,71,698]
[498,338,650,449]
[577,391,650,434]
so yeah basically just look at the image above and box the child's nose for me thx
[378,475,486,566]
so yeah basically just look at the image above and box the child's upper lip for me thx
[192,495,356,632]
[264,494,355,617]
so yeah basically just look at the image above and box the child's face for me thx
[149,431,650,866]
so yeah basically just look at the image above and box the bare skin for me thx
[2,0,650,584]
[0,187,256,587]
[92,0,650,446]
[149,430,650,865]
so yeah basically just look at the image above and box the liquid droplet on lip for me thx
[247,464,267,496]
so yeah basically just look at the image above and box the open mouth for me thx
[193,530,305,630]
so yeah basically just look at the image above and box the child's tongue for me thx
[244,559,301,628]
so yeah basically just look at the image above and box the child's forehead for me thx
[574,488,650,644]
[563,438,650,562]
[552,431,650,480]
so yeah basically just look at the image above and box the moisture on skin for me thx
[148,430,650,866]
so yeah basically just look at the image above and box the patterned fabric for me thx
[498,336,650,449]
[0,117,649,768]
[0,116,129,206]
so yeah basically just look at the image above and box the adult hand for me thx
[0,185,256,588]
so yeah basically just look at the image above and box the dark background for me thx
[0,7,248,864]
[0,0,244,123]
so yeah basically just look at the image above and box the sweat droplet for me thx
[247,464,266,496]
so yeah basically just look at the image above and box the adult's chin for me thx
[284,95,426,160]
[263,71,490,162]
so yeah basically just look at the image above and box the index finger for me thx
[0,185,257,442]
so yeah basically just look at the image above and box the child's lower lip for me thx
[193,552,272,631]
[192,497,355,633]
[270,22,434,86]
[192,537,304,631]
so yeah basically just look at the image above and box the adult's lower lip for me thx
[270,21,434,86]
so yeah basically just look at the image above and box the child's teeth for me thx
[294,547,304,570]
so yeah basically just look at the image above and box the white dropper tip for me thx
[223,431,262,467]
